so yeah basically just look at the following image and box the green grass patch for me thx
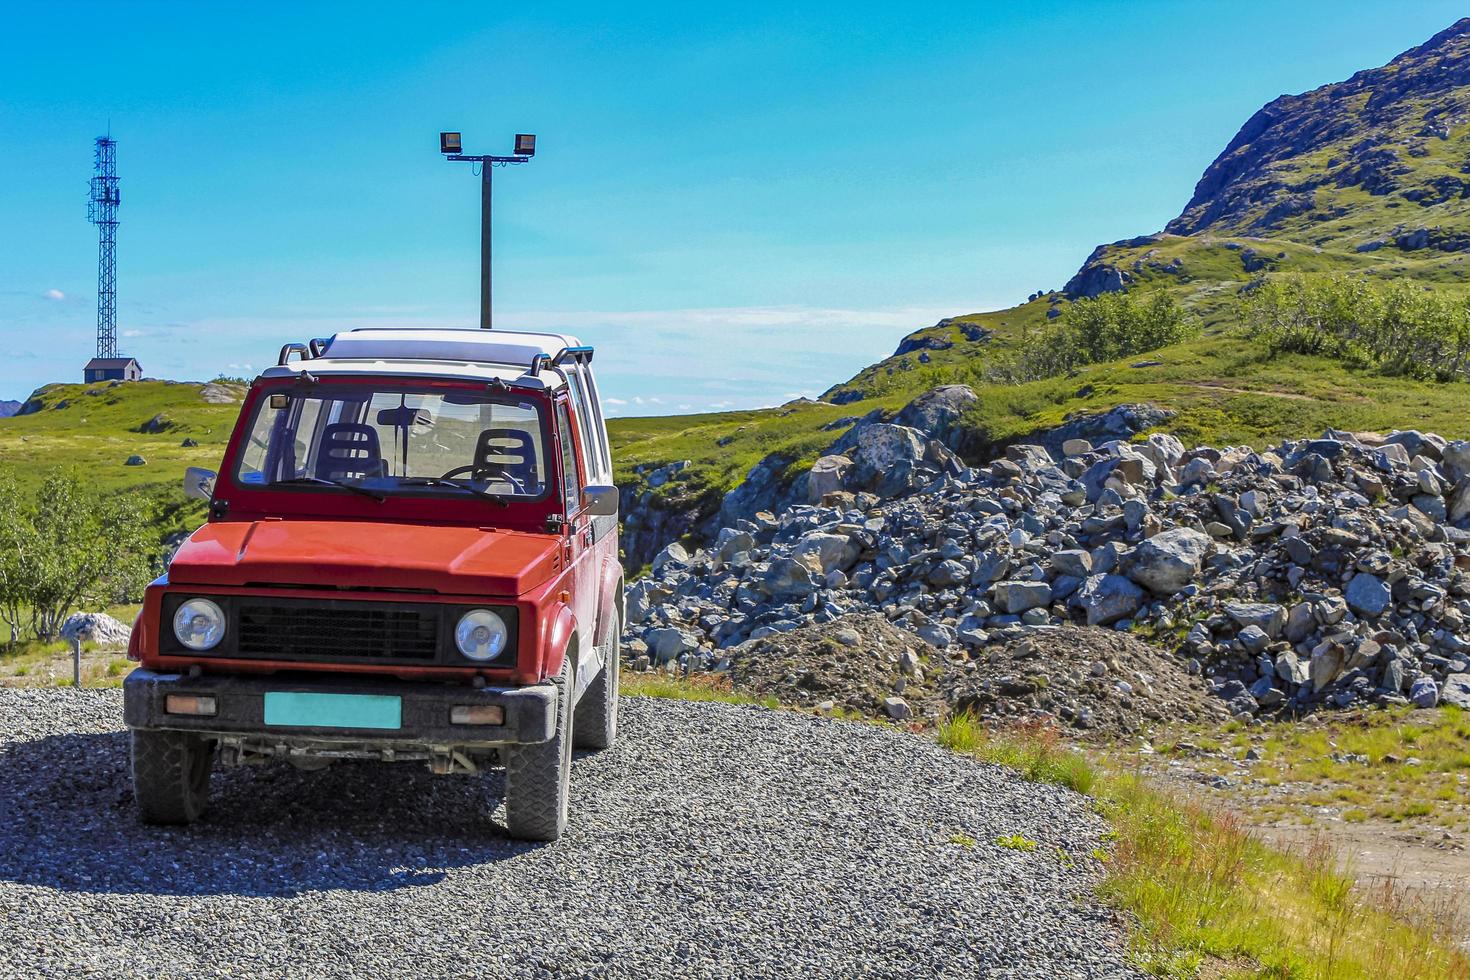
[942,716,1470,978]
[936,713,1096,794]
[996,833,1038,852]
[619,667,778,708]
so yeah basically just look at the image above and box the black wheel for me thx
[574,619,619,751]
[131,729,212,825]
[504,659,574,841]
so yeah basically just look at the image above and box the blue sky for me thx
[1,1,1464,414]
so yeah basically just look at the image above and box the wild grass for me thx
[940,715,1470,979]
[937,714,1097,793]
[619,666,778,708]
[1154,706,1470,831]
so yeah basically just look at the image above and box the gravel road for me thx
[0,689,1138,979]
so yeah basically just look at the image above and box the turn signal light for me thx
[450,705,505,726]
[165,695,217,717]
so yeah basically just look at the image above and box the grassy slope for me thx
[0,379,244,540]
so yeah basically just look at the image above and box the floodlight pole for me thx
[480,165,493,330]
[442,136,534,330]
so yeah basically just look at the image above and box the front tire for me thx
[131,729,212,825]
[574,619,620,751]
[504,659,574,841]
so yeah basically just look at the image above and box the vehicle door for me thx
[564,362,619,632]
[554,398,598,686]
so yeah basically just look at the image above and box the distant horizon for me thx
[3,2,1467,414]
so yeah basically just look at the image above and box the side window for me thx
[564,373,600,484]
[556,402,580,514]
[573,363,612,479]
[580,365,613,477]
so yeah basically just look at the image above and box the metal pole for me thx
[480,165,492,330]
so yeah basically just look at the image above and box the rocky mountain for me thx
[1170,18,1470,246]
[0,400,21,419]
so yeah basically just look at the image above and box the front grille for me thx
[236,602,440,661]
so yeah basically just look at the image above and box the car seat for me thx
[472,428,539,490]
[315,423,388,481]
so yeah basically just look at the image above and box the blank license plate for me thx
[263,692,402,730]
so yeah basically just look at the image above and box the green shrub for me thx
[1243,275,1470,381]
[0,471,156,643]
[990,292,1195,383]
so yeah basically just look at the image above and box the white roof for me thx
[322,328,583,366]
[257,328,585,388]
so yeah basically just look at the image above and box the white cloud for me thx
[122,329,144,338]
[43,289,64,301]
[604,397,628,405]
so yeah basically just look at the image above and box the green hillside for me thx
[0,380,246,541]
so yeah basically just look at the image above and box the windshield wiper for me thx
[270,476,386,502]
[397,477,511,506]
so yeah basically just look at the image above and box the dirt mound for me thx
[726,614,942,722]
[941,626,1229,737]
[724,617,1228,736]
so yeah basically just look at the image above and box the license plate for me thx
[263,692,402,730]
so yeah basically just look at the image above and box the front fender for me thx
[538,602,577,681]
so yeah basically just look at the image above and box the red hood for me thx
[169,520,561,597]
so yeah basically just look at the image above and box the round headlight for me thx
[173,598,226,651]
[455,609,508,661]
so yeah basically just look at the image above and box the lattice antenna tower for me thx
[87,137,120,359]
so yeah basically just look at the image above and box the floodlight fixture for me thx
[438,130,538,329]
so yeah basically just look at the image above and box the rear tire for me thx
[574,619,620,751]
[131,729,212,825]
[504,659,573,841]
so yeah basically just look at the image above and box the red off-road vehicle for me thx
[123,329,623,841]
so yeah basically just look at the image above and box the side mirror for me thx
[183,467,217,501]
[581,484,619,517]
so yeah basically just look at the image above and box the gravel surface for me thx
[0,688,1139,979]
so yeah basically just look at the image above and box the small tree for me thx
[0,471,156,643]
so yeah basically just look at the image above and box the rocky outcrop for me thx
[1166,18,1470,239]
[1062,245,1132,299]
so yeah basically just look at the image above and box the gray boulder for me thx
[644,627,695,664]
[1410,676,1440,708]
[1051,550,1093,578]
[807,455,854,502]
[765,559,816,597]
[1345,573,1391,618]
[1124,527,1212,595]
[1442,674,1470,710]
[1073,573,1144,626]
[850,424,927,490]
[59,612,132,648]
[791,532,859,575]
[891,385,978,448]
[1225,602,1287,638]
[651,541,691,573]
[993,580,1053,614]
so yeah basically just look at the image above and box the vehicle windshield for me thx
[233,384,550,500]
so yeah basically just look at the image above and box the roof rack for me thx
[526,345,594,377]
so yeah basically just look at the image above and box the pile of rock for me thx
[625,417,1470,721]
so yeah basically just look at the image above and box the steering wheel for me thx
[438,465,526,494]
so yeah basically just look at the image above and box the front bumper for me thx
[123,668,556,746]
